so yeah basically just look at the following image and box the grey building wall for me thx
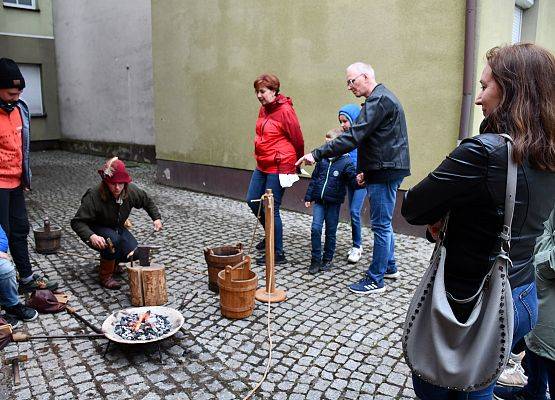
[53,0,155,156]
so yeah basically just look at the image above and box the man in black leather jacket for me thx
[297,62,410,294]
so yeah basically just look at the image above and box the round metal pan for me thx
[102,306,184,344]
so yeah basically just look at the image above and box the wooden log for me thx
[127,263,168,306]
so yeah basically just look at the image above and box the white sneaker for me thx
[497,354,527,387]
[347,247,362,263]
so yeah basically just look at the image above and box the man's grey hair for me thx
[347,62,375,79]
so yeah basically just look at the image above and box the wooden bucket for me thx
[217,256,257,319]
[127,263,168,306]
[203,243,244,294]
[33,218,62,254]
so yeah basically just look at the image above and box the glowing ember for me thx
[113,310,171,341]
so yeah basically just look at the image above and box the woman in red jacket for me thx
[247,73,304,263]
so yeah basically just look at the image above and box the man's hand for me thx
[295,153,315,166]
[356,172,365,186]
[304,201,313,208]
[89,234,107,250]
[153,219,163,232]
[427,219,444,241]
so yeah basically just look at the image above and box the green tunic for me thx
[70,183,161,243]
[525,206,555,361]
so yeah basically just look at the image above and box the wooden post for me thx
[127,263,168,306]
[255,189,286,303]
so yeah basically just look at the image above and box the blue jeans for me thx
[246,169,285,254]
[310,202,341,262]
[0,259,19,307]
[90,226,138,262]
[0,187,33,279]
[347,186,366,248]
[412,281,539,399]
[365,178,403,286]
[518,346,555,400]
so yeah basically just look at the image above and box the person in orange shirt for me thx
[0,58,57,293]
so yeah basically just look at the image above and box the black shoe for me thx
[1,313,22,329]
[255,239,266,251]
[321,259,334,271]
[256,252,288,265]
[4,303,39,322]
[308,259,321,275]
[18,274,58,294]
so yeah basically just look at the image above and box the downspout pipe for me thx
[458,0,477,143]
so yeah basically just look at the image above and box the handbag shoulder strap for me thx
[499,133,517,249]
[447,133,517,304]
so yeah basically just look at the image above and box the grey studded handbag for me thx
[402,136,516,392]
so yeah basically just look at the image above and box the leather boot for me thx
[99,258,121,289]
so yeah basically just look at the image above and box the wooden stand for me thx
[255,189,286,303]
[127,263,168,306]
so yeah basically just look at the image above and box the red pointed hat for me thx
[98,157,132,184]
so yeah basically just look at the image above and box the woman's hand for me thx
[304,201,312,208]
[89,234,107,250]
[356,173,365,186]
[153,219,163,232]
[296,153,315,166]
[426,219,444,241]
[0,251,9,260]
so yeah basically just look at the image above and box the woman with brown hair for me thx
[246,73,304,263]
[71,157,162,289]
[402,43,555,398]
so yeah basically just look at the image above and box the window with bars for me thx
[3,0,37,10]
[512,6,523,44]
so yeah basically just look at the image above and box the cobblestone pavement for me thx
[1,151,432,400]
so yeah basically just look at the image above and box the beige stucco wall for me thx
[152,0,466,189]
[0,0,54,37]
[534,0,555,51]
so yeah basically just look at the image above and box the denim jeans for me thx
[518,346,555,400]
[246,169,285,254]
[90,226,138,262]
[0,259,19,307]
[347,186,366,248]
[365,178,403,286]
[310,202,341,262]
[0,187,33,279]
[412,281,539,399]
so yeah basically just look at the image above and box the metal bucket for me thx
[203,243,244,293]
[33,218,62,254]
[217,256,257,319]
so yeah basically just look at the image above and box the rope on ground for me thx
[242,194,274,400]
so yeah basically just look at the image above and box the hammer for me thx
[3,354,27,385]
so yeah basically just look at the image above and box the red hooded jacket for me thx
[254,94,304,174]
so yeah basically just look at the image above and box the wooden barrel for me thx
[33,218,62,254]
[217,256,257,319]
[203,243,244,294]
[127,263,168,306]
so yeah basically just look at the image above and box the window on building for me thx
[18,64,44,117]
[512,6,523,43]
[2,0,38,10]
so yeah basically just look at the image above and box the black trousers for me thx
[90,226,138,263]
[0,187,32,279]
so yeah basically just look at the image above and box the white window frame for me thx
[2,0,38,11]
[18,63,45,117]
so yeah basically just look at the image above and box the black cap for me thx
[0,58,25,90]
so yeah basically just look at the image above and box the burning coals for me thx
[113,310,172,341]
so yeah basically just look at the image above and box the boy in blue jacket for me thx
[305,128,359,274]
[0,225,38,327]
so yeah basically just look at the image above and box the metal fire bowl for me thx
[102,306,184,345]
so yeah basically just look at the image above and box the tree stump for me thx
[127,263,168,306]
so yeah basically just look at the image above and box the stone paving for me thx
[1,151,432,399]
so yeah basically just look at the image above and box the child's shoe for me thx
[347,247,363,263]
[308,259,321,275]
[321,259,334,271]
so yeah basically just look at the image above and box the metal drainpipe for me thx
[458,0,477,143]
